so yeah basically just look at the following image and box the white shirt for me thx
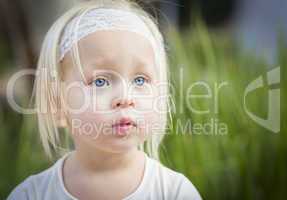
[7,152,202,200]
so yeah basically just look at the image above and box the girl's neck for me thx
[69,146,143,174]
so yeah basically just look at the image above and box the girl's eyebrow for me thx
[88,56,117,69]
[132,55,157,77]
[133,62,156,77]
[86,56,156,76]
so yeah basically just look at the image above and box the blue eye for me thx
[134,76,146,86]
[93,78,110,87]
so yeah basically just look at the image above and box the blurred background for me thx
[0,0,286,199]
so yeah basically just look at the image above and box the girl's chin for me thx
[84,134,140,153]
[103,136,140,152]
[74,129,145,153]
[95,142,139,155]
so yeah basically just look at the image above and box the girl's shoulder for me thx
[6,175,34,200]
[6,155,68,200]
[145,156,202,200]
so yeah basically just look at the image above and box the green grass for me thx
[160,25,287,200]
[1,25,286,199]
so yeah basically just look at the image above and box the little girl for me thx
[8,0,201,199]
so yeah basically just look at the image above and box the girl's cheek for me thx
[67,111,112,139]
[134,88,159,112]
[90,92,113,111]
[137,110,160,138]
[63,87,113,137]
[134,98,153,113]
[64,84,90,112]
[64,85,114,113]
[135,93,163,115]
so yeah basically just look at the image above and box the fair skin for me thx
[59,30,162,200]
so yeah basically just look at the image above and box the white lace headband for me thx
[59,8,158,61]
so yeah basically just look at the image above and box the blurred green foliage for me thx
[161,24,286,200]
[0,24,286,199]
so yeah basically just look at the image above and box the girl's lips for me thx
[112,117,136,136]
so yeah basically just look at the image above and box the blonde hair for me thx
[34,0,170,160]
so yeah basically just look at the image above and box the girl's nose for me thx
[111,97,135,109]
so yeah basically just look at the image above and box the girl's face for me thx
[61,30,164,154]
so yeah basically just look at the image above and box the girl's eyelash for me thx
[133,75,151,87]
[134,74,151,82]
[90,75,109,82]
[89,74,151,86]
[91,76,110,87]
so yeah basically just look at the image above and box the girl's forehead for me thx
[78,30,155,58]
[62,30,159,81]
[77,30,157,72]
